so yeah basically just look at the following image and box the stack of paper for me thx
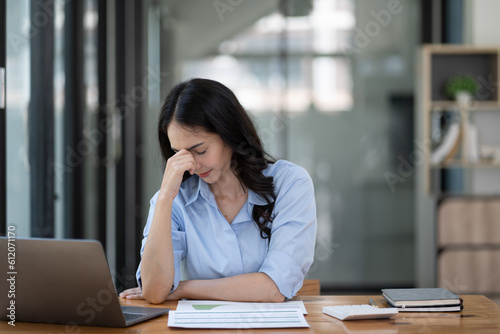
[382,288,463,312]
[168,300,310,329]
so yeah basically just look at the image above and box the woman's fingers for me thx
[124,293,144,300]
[119,287,144,300]
[167,150,196,174]
[170,150,196,171]
[160,150,197,199]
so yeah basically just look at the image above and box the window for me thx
[181,0,355,114]
[6,0,31,237]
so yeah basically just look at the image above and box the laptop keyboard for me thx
[123,312,148,322]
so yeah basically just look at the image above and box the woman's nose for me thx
[193,158,202,171]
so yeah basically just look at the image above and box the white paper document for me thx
[176,300,308,314]
[167,309,309,329]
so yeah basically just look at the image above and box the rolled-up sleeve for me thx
[136,192,186,292]
[258,167,317,299]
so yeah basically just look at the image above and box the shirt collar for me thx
[246,188,269,216]
[185,176,204,206]
[248,189,268,206]
[185,176,268,208]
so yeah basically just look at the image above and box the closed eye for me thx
[195,150,207,155]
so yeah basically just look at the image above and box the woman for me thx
[120,78,317,304]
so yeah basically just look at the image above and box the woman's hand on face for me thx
[119,287,144,300]
[160,149,196,201]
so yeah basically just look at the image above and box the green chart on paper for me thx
[192,304,225,310]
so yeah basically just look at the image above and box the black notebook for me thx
[382,288,463,312]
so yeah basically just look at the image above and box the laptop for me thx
[0,237,169,327]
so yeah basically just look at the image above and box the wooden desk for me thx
[2,295,500,333]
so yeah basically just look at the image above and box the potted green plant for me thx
[445,74,478,102]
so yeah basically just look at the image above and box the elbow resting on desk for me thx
[178,273,287,302]
[269,290,286,303]
[142,282,172,304]
[143,292,166,305]
[141,273,286,303]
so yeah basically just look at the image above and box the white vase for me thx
[455,91,472,108]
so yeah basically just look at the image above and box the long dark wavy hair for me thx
[158,78,276,240]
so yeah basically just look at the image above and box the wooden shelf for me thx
[417,44,500,296]
[420,44,500,194]
[424,44,499,54]
[430,160,500,168]
[430,100,500,111]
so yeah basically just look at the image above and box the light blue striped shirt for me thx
[136,160,317,299]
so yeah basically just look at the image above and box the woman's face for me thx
[167,120,233,184]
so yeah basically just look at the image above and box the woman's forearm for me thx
[175,272,286,302]
[140,196,176,304]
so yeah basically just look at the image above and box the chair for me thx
[296,279,320,296]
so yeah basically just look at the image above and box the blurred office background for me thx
[1,0,500,298]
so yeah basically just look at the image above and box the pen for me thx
[369,298,379,308]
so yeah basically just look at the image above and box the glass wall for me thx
[174,0,419,289]
[5,0,168,286]
[5,0,420,290]
[6,0,101,239]
[6,0,30,237]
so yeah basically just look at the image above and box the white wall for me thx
[465,0,500,45]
